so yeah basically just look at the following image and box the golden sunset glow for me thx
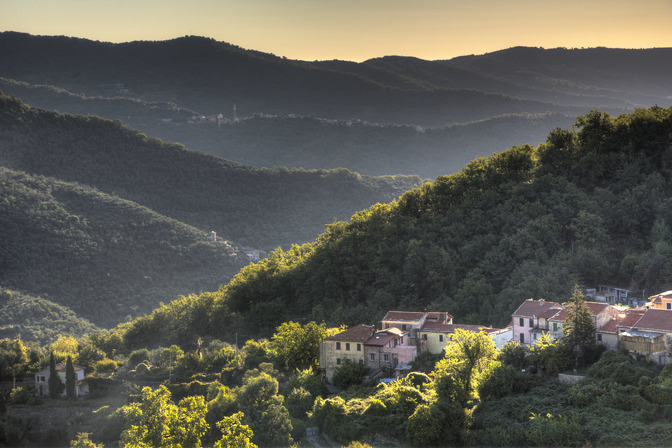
[3,0,672,61]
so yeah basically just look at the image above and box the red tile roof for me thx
[512,299,561,317]
[616,309,647,328]
[598,318,620,334]
[382,311,426,322]
[549,302,610,321]
[630,309,672,332]
[324,324,375,342]
[365,331,398,347]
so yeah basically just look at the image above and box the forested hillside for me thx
[0,288,98,344]
[0,93,420,249]
[110,106,672,349]
[0,166,248,328]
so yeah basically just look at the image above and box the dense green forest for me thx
[0,92,420,250]
[105,106,672,350]
[0,288,98,344]
[0,166,248,328]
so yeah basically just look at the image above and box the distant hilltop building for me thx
[207,231,217,242]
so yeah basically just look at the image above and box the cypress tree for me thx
[48,351,64,399]
[66,355,76,399]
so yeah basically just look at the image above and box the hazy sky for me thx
[4,0,671,62]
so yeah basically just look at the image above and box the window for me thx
[439,335,444,342]
[346,343,350,351]
[385,323,390,329]
[336,342,341,350]
[359,359,363,365]
[519,317,524,327]
[370,353,375,361]
[402,324,407,331]
[667,303,671,310]
[394,339,398,347]
[422,334,427,340]
[336,358,341,365]
[529,318,533,327]
[534,333,537,340]
[520,333,525,343]
[357,343,361,351]
[597,334,602,342]
[383,354,390,362]
[553,323,558,332]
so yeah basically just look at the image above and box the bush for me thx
[9,387,37,405]
[332,359,368,390]
[94,359,118,373]
[128,348,150,366]
[526,412,583,447]
[478,363,539,401]
[499,340,527,369]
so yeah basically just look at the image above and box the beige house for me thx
[320,324,417,382]
[35,363,88,398]
[416,322,511,353]
[320,324,373,381]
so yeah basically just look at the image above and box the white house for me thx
[35,363,88,398]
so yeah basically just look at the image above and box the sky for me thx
[3,0,672,62]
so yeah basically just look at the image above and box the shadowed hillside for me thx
[0,93,421,250]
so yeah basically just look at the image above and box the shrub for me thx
[128,348,150,366]
[499,340,527,369]
[526,412,583,447]
[94,359,118,373]
[9,387,37,405]
[332,359,368,390]
[478,362,540,401]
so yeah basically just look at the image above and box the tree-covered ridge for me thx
[0,32,582,127]
[0,166,248,328]
[113,106,672,349]
[0,92,421,249]
[0,288,98,345]
[0,77,576,179]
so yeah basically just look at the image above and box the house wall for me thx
[364,345,397,371]
[490,329,513,348]
[651,297,672,310]
[416,331,449,354]
[512,315,537,347]
[320,340,365,381]
[620,336,666,355]
[597,332,619,350]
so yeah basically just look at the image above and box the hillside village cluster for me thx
[32,287,672,394]
[319,286,672,382]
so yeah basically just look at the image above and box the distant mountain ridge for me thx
[1,32,670,178]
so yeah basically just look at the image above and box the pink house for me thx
[511,299,561,347]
